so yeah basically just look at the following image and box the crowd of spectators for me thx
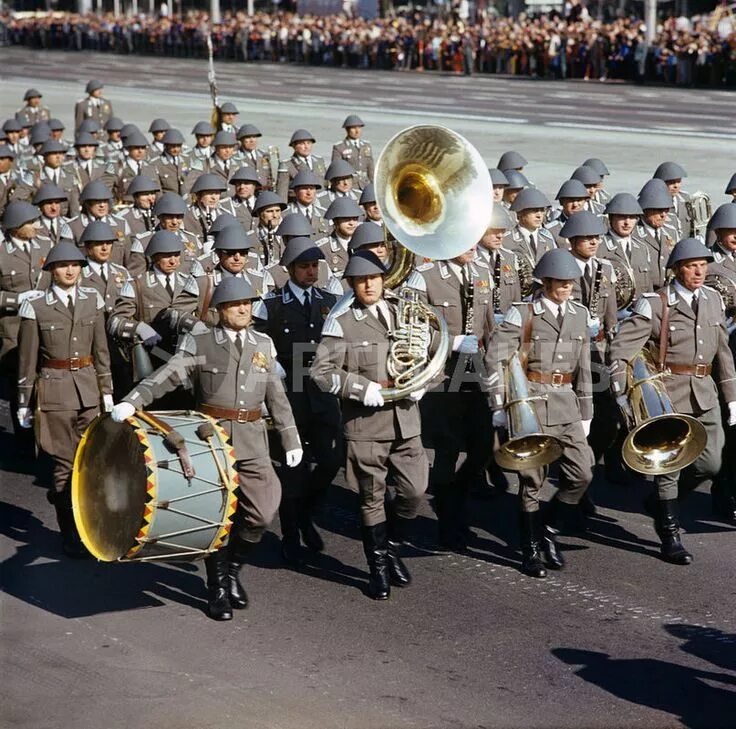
[2,5,735,87]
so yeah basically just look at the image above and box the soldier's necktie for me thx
[376,305,390,330]
[302,289,311,316]
[234,332,244,356]
[165,275,174,299]
[50,218,58,242]
[529,232,537,258]
[557,304,564,326]
[691,293,699,317]
[100,264,108,284]
[67,296,74,315]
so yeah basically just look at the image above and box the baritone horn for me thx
[620,349,706,475]
[495,352,563,471]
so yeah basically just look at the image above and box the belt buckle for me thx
[694,363,708,378]
[69,357,80,371]
[236,409,249,423]
[551,372,564,387]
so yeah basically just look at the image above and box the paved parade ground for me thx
[2,49,736,729]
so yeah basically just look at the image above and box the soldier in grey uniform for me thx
[217,102,240,134]
[359,183,383,227]
[497,150,528,174]
[112,276,302,621]
[633,179,679,290]
[570,165,605,216]
[148,129,190,195]
[147,118,170,159]
[477,205,521,317]
[187,121,215,164]
[69,132,106,190]
[318,197,363,276]
[183,173,229,242]
[487,249,594,578]
[502,171,529,225]
[234,124,272,190]
[220,166,261,230]
[102,130,151,205]
[194,131,237,190]
[2,120,26,164]
[116,175,160,238]
[287,170,330,237]
[546,179,590,248]
[489,168,509,207]
[349,222,389,266]
[331,114,374,190]
[29,140,79,217]
[609,238,736,564]
[0,146,25,217]
[32,183,73,245]
[507,187,556,275]
[16,89,51,127]
[406,245,495,550]
[99,117,125,164]
[600,193,652,314]
[277,129,327,200]
[318,159,361,206]
[311,251,430,600]
[74,80,114,130]
[581,158,612,206]
[252,190,287,268]
[253,237,342,566]
[653,161,692,237]
[17,241,112,556]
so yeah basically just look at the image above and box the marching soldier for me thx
[99,117,125,163]
[149,129,190,195]
[16,89,51,127]
[277,129,327,199]
[331,114,374,189]
[570,166,605,215]
[477,205,521,318]
[287,170,330,237]
[183,173,229,242]
[489,168,509,206]
[609,238,736,564]
[359,183,382,227]
[194,131,237,189]
[112,276,302,621]
[102,130,151,204]
[188,121,215,163]
[67,180,132,250]
[31,140,79,217]
[311,251,429,600]
[546,179,590,248]
[502,170,529,217]
[33,183,73,244]
[252,191,287,268]
[318,197,363,275]
[0,146,25,217]
[69,132,106,188]
[406,245,494,550]
[634,179,679,290]
[234,124,272,190]
[217,102,240,134]
[707,205,736,283]
[47,118,70,146]
[147,118,170,159]
[116,175,161,237]
[220,166,261,229]
[507,187,556,270]
[74,80,114,130]
[319,160,361,205]
[253,237,342,566]
[2,119,25,162]
[348,222,389,266]
[581,158,612,206]
[17,241,112,557]
[653,161,692,237]
[600,193,652,311]
[497,150,527,174]
[487,249,594,578]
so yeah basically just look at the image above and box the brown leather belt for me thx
[666,363,712,378]
[527,370,573,386]
[42,356,94,371]
[200,403,262,423]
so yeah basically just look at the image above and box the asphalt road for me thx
[2,50,736,729]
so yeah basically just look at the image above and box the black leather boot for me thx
[656,499,693,565]
[519,512,547,579]
[204,550,233,621]
[387,516,412,587]
[579,491,597,517]
[226,534,252,610]
[279,499,305,567]
[299,483,326,552]
[542,498,567,570]
[362,523,390,600]
[48,491,89,559]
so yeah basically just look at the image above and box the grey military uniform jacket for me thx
[570,257,618,345]
[632,221,678,291]
[123,326,300,458]
[506,226,557,266]
[81,261,132,316]
[220,196,255,230]
[131,228,203,277]
[276,155,327,200]
[478,247,522,315]
[16,105,51,127]
[234,148,272,189]
[17,286,112,411]
[38,215,73,246]
[608,284,736,415]
[71,158,106,189]
[150,154,191,195]
[600,232,652,302]
[317,234,350,275]
[286,201,330,237]
[30,166,80,217]
[102,160,153,204]
[331,139,374,189]
[310,295,426,442]
[706,247,736,304]
[117,206,157,238]
[485,295,593,425]
[74,96,114,129]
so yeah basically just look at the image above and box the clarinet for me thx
[589,260,603,320]
[492,253,502,313]
[265,221,276,267]
[463,266,476,374]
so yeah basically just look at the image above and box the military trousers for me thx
[517,420,594,512]
[234,455,282,543]
[345,436,428,527]
[36,406,99,493]
[655,405,724,501]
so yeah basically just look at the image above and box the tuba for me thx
[610,259,636,311]
[267,144,281,190]
[685,191,712,239]
[517,253,535,298]
[620,349,706,475]
[495,352,563,471]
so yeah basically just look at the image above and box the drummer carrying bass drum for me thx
[112,277,303,621]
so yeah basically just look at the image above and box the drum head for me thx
[72,415,148,561]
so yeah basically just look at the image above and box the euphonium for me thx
[620,349,707,475]
[495,352,563,471]
[685,191,712,239]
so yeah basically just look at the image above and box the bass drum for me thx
[72,410,239,562]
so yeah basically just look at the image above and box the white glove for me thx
[409,387,426,402]
[616,394,633,419]
[453,334,479,354]
[285,448,303,468]
[17,407,32,429]
[492,410,507,428]
[111,402,136,422]
[582,419,592,437]
[728,401,736,427]
[18,289,44,304]
[363,381,385,408]
[190,320,209,335]
[102,394,114,412]
[588,318,601,339]
[136,321,162,347]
